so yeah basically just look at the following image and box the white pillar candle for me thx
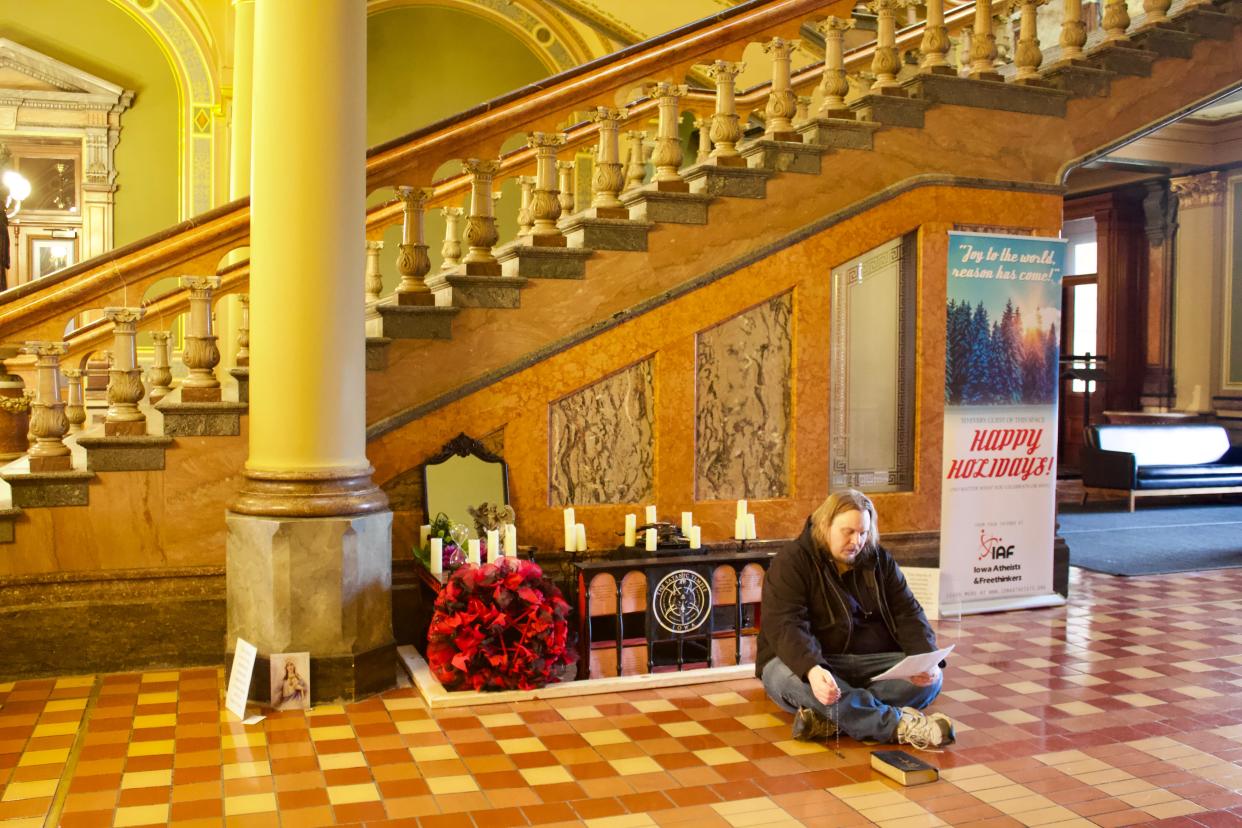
[419,524,431,548]
[563,507,576,551]
[504,524,517,556]
[575,523,587,552]
[746,513,757,540]
[468,538,481,565]
[681,511,693,536]
[735,515,747,540]
[645,505,657,524]
[624,514,637,547]
[429,537,443,576]
[486,529,500,562]
[689,526,702,549]
[645,527,657,552]
[735,499,748,520]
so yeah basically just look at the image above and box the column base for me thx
[104,419,148,437]
[229,467,389,517]
[396,290,436,307]
[29,454,73,473]
[226,509,396,703]
[182,385,224,403]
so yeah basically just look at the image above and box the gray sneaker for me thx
[895,707,955,750]
[792,707,838,742]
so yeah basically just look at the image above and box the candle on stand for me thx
[735,499,748,521]
[486,529,500,562]
[624,514,637,547]
[419,524,431,548]
[645,527,657,552]
[575,523,587,552]
[689,526,702,549]
[563,507,576,551]
[468,538,481,565]
[645,504,657,524]
[681,511,693,537]
[429,537,443,576]
[734,515,747,540]
[504,524,517,557]
[746,513,757,540]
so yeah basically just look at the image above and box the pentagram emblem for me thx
[652,569,711,634]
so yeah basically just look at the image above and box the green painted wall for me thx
[2,1,180,247]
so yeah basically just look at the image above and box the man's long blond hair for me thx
[810,489,880,554]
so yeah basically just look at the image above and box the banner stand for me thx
[938,593,1066,618]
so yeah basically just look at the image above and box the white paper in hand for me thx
[870,644,955,682]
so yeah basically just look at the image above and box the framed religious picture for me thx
[30,237,75,279]
[269,652,311,711]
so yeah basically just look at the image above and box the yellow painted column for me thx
[219,0,255,376]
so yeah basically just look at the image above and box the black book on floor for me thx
[870,750,939,785]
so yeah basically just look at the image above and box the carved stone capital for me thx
[814,16,856,35]
[761,36,800,57]
[23,341,67,360]
[104,307,146,327]
[704,60,746,80]
[395,185,434,210]
[179,275,222,293]
[589,106,627,124]
[527,131,568,150]
[461,158,501,180]
[1170,171,1226,209]
[645,82,688,100]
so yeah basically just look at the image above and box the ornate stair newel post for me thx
[61,368,86,433]
[762,38,802,140]
[515,176,535,236]
[179,276,222,402]
[647,83,690,190]
[870,1,903,92]
[461,158,502,274]
[557,161,576,217]
[919,0,954,72]
[103,307,147,435]
[1102,0,1132,42]
[440,206,464,267]
[623,131,647,191]
[588,107,628,216]
[968,0,1001,80]
[706,60,747,163]
[394,186,434,305]
[147,333,174,405]
[364,240,384,304]
[1014,0,1047,82]
[815,19,854,118]
[1059,0,1088,61]
[23,341,71,471]
[525,132,568,246]
[236,295,250,367]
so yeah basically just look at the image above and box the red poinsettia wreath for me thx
[427,557,577,691]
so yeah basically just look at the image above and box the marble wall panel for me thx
[549,360,654,506]
[695,293,793,501]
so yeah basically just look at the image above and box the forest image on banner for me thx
[945,298,1059,406]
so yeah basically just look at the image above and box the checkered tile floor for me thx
[4,568,1242,827]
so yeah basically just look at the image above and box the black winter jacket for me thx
[755,519,938,679]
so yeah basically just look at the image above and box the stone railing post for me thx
[815,18,854,118]
[179,275,222,402]
[646,83,689,190]
[236,294,250,367]
[62,368,86,433]
[1014,0,1047,81]
[1102,0,1132,42]
[694,117,712,164]
[1143,0,1171,24]
[870,1,903,90]
[23,341,71,471]
[706,60,747,163]
[762,38,801,140]
[968,0,1001,80]
[624,131,647,191]
[1059,0,1088,61]
[526,132,567,246]
[588,107,627,215]
[440,206,464,267]
[364,240,384,304]
[461,158,502,274]
[103,307,147,435]
[515,176,536,236]
[919,0,953,72]
[394,186,434,305]
[557,160,576,216]
[148,332,174,405]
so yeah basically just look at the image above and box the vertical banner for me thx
[939,231,1067,615]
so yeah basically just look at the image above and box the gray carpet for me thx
[1059,503,1242,576]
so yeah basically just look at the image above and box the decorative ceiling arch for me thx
[367,0,599,75]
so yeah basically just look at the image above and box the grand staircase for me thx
[0,0,1239,675]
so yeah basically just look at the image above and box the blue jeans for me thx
[761,653,942,743]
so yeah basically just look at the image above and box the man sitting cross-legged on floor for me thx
[756,489,955,750]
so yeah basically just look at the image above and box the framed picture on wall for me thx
[30,237,76,279]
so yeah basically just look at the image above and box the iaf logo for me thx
[653,569,712,634]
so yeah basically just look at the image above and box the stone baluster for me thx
[103,307,147,435]
[958,28,974,76]
[706,61,746,163]
[461,158,502,274]
[919,0,953,72]
[23,341,71,471]
[525,132,568,246]
[869,0,903,91]
[148,332,174,405]
[694,117,712,164]
[440,206,464,267]
[1014,0,1047,82]
[1143,0,1171,24]
[815,19,854,118]
[968,0,1001,80]
[795,96,811,127]
[623,131,647,190]
[515,176,535,236]
[364,240,384,304]
[762,38,801,140]
[61,368,86,433]
[236,295,250,367]
[394,186,434,305]
[1057,0,1087,61]
[646,83,689,190]
[179,276,222,402]
[588,107,627,215]
[1102,0,1132,42]
[557,160,576,217]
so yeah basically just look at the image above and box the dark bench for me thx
[1081,423,1242,511]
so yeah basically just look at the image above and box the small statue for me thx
[468,501,515,539]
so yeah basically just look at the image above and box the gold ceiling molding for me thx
[366,0,599,73]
